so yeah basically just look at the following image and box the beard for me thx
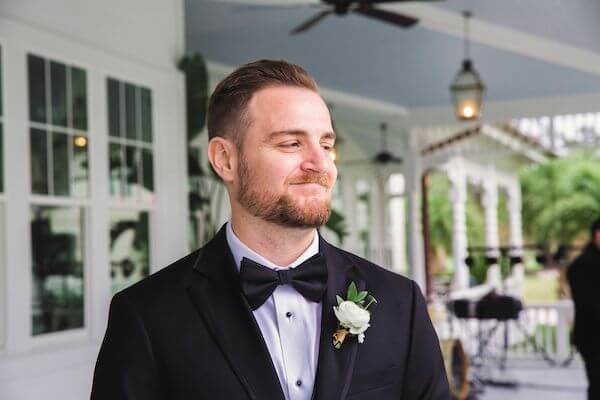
[236,156,332,228]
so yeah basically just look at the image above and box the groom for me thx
[91,59,450,399]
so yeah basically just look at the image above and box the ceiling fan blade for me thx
[290,9,334,35]
[353,5,418,28]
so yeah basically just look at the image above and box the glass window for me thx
[28,55,47,124]
[110,210,150,294]
[140,88,152,143]
[30,129,49,195]
[107,78,154,202]
[71,67,87,130]
[50,61,67,127]
[27,54,89,198]
[31,206,85,335]
[107,78,121,138]
[52,131,70,196]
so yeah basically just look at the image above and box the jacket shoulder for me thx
[113,248,202,305]
[329,244,416,293]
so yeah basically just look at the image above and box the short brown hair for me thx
[207,59,319,148]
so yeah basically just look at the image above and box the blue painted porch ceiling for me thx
[186,1,600,108]
[441,0,600,55]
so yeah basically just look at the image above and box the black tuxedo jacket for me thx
[91,225,450,399]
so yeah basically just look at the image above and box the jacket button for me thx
[296,379,302,387]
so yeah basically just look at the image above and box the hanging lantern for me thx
[450,11,485,121]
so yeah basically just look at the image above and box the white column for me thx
[88,69,111,342]
[151,76,189,269]
[448,159,469,290]
[507,180,525,297]
[341,172,361,254]
[369,171,388,266]
[4,43,31,353]
[404,130,425,292]
[508,183,524,252]
[482,173,502,289]
[389,173,407,275]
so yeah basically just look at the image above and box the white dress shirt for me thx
[226,222,322,400]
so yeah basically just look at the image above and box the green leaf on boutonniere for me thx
[355,291,368,303]
[336,295,344,306]
[347,281,358,301]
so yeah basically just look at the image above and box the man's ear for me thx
[207,137,237,183]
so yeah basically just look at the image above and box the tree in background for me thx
[520,151,600,247]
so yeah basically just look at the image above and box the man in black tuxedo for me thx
[567,218,600,400]
[91,59,450,400]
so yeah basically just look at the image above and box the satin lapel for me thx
[312,236,366,400]
[186,226,285,400]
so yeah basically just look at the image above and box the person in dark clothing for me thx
[567,218,600,400]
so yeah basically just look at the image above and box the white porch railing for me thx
[435,300,575,365]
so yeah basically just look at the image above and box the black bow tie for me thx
[240,253,328,311]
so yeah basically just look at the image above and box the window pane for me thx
[71,67,87,130]
[31,206,85,335]
[109,143,124,197]
[72,135,88,197]
[141,148,154,197]
[50,61,67,127]
[110,210,150,294]
[140,88,152,143]
[31,129,49,194]
[124,145,139,198]
[107,79,121,138]
[53,132,70,196]
[125,83,137,141]
[28,55,47,124]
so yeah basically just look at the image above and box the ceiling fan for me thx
[290,0,443,35]
[338,122,403,167]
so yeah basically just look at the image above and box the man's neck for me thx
[230,213,317,267]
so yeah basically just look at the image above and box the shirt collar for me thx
[225,221,319,271]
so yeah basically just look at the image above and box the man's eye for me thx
[322,143,334,150]
[281,142,300,148]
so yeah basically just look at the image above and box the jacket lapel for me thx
[312,235,366,400]
[186,226,285,400]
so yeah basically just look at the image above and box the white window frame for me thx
[0,19,188,357]
[106,76,156,297]
[25,50,92,347]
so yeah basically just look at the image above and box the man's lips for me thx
[289,182,329,193]
[290,182,327,188]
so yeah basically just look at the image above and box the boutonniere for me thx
[332,281,377,349]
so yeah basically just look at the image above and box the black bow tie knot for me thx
[240,253,328,310]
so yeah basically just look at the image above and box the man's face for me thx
[234,85,337,228]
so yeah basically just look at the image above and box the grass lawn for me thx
[523,272,559,303]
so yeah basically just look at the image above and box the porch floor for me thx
[474,356,587,400]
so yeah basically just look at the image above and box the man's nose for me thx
[301,143,330,172]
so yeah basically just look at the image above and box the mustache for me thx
[288,173,330,187]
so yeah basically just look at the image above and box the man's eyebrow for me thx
[266,130,337,141]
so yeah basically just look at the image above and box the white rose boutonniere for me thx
[332,282,377,349]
